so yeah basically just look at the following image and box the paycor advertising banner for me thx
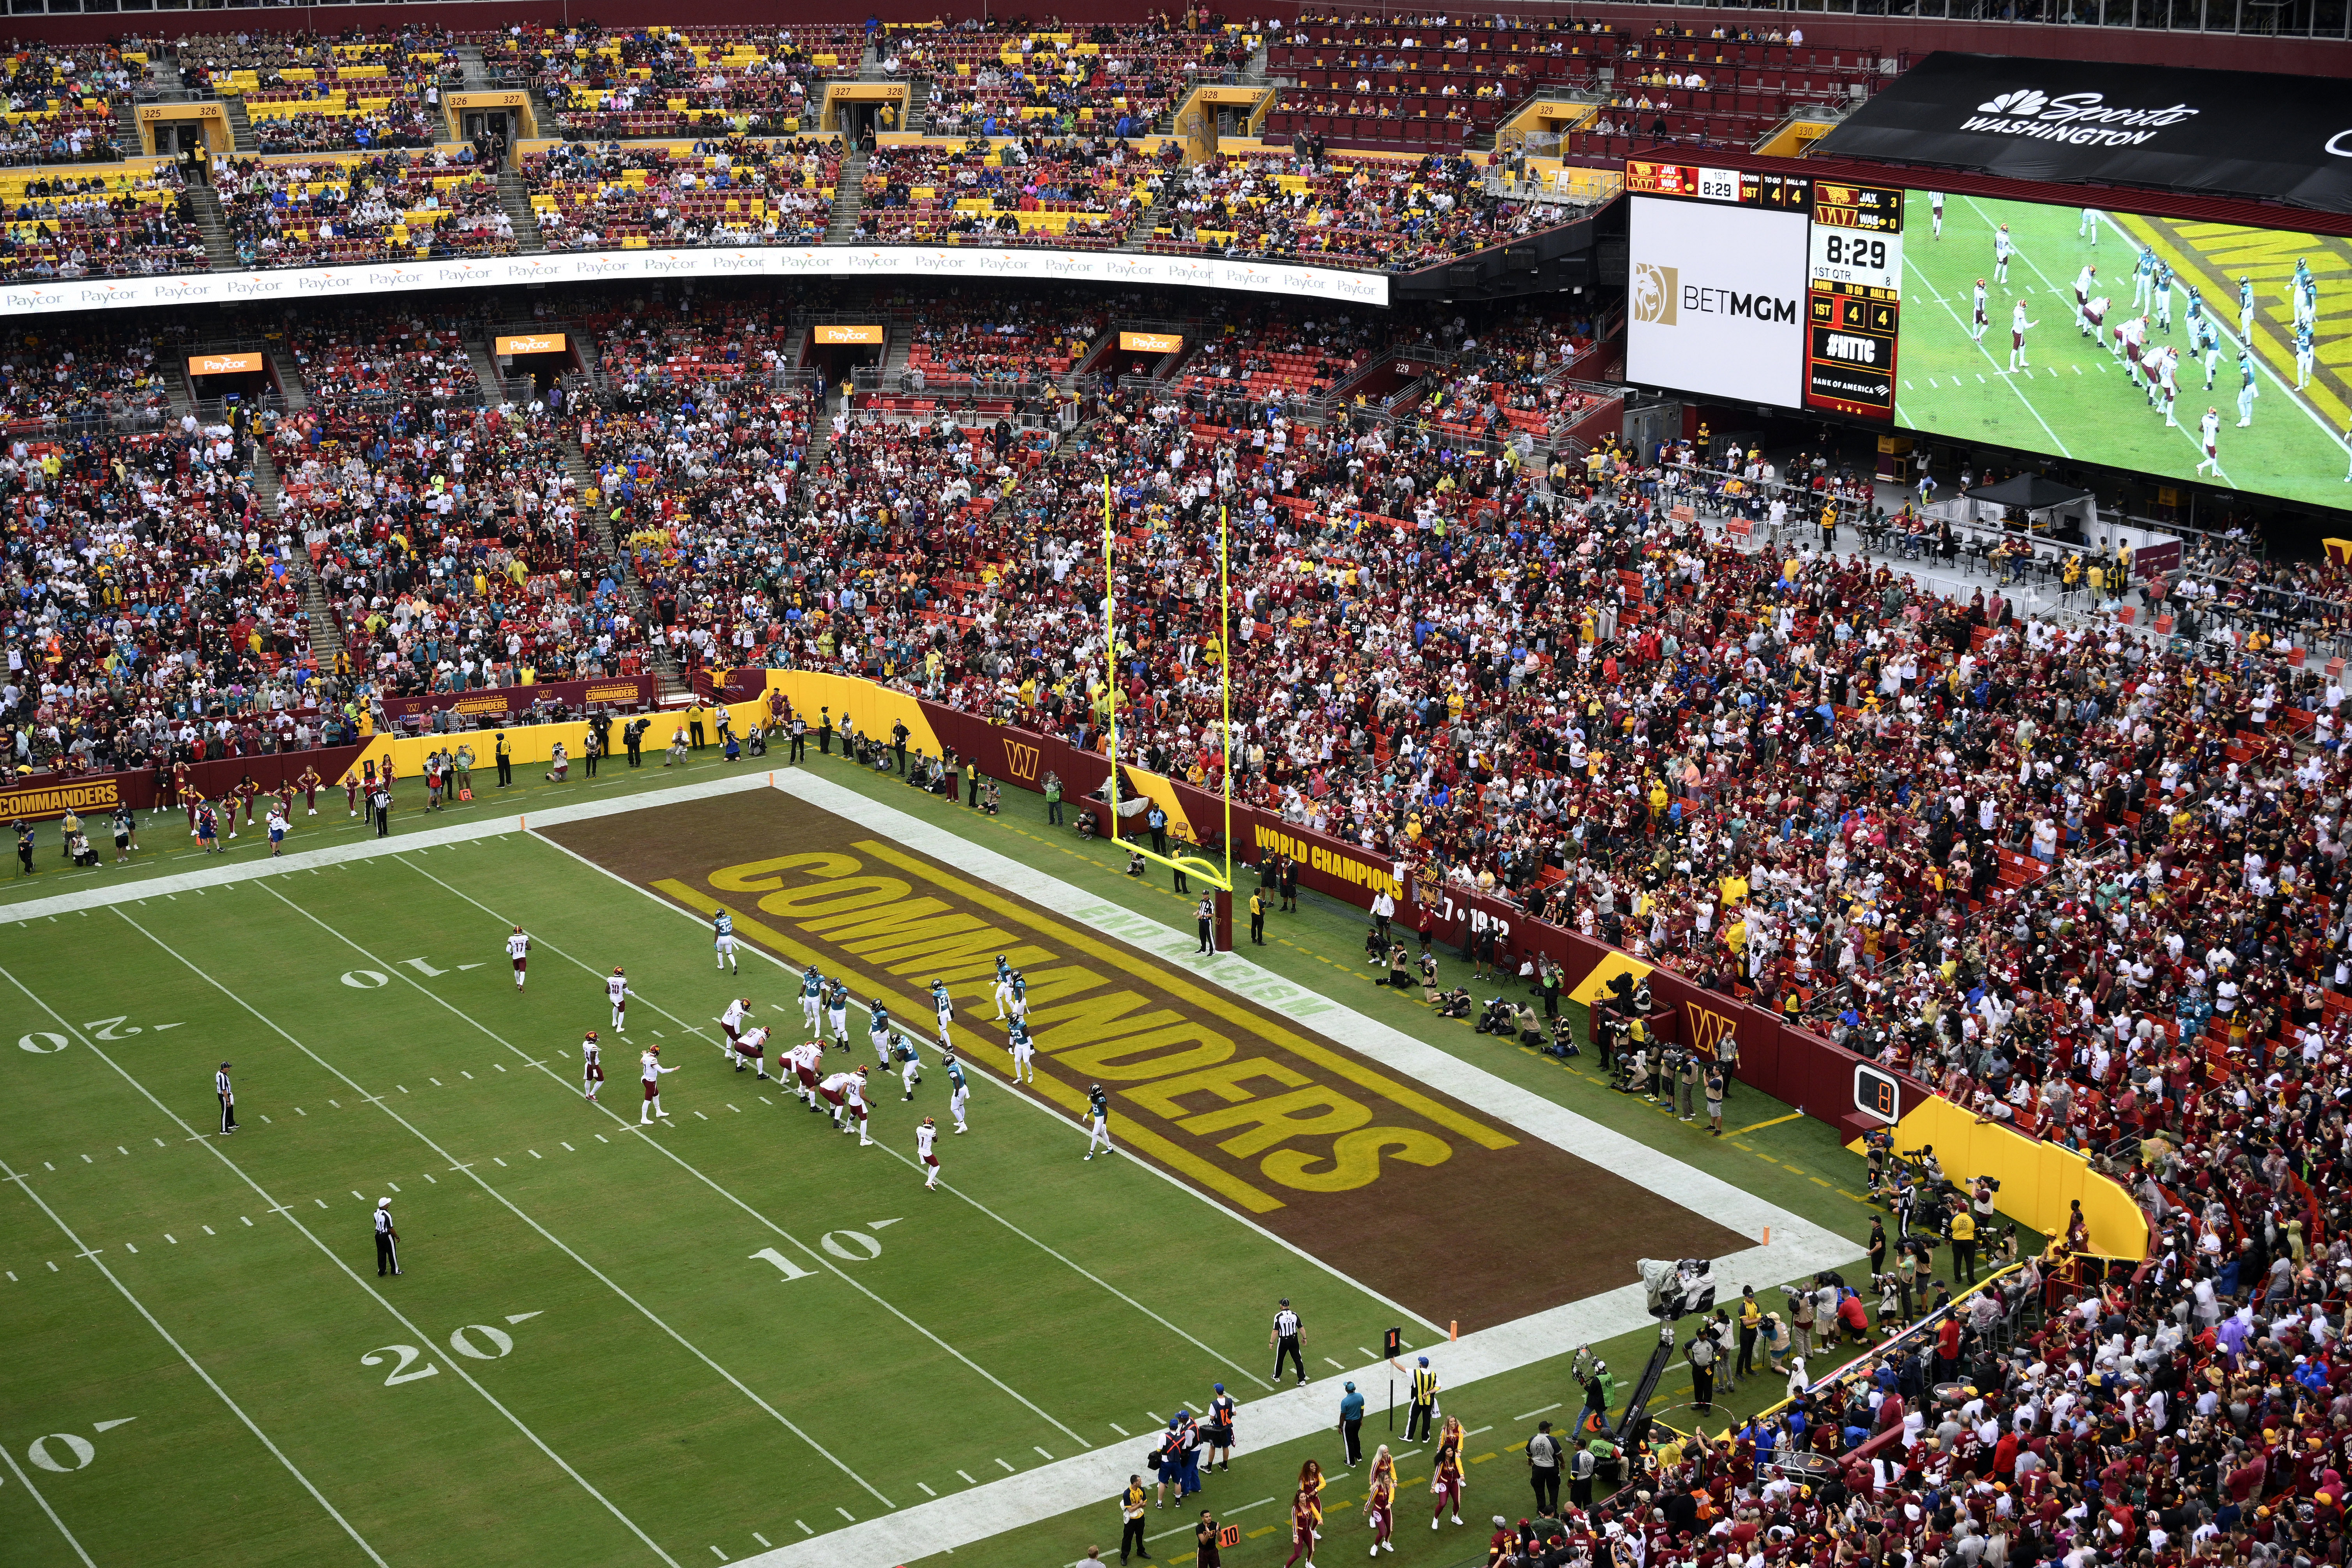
[1625,191,1811,409]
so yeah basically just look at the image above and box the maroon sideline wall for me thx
[0,744,367,823]
[889,694,1926,1133]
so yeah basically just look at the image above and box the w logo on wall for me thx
[1003,742,1041,782]
[1684,1001,1739,1060]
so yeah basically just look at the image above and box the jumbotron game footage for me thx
[0,10,2341,1568]
[1895,191,2351,506]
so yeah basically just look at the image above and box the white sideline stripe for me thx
[0,772,778,923]
[743,1282,1668,1568]
[774,772,1863,1280]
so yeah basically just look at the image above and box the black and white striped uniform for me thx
[374,1204,400,1275]
[216,1066,236,1134]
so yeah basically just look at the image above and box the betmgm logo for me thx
[1632,261,1677,325]
[1632,260,1798,328]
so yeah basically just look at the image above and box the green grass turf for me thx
[0,756,1976,1568]
[1894,189,2352,510]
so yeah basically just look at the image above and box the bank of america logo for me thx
[1632,262,1678,325]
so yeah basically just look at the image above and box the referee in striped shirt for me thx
[216,1062,237,1135]
[375,1199,402,1276]
[1270,1299,1306,1385]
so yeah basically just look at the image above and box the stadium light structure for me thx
[1100,479,1234,939]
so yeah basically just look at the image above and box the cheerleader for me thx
[1430,1417,1466,1528]
[1297,1459,1325,1539]
[1364,1446,1396,1556]
[1283,1487,1317,1568]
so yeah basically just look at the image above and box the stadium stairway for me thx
[112,99,142,158]
[561,436,685,694]
[454,42,491,88]
[497,168,545,252]
[225,99,258,155]
[823,145,869,242]
[267,346,309,412]
[184,185,238,270]
[901,77,930,134]
[463,337,507,403]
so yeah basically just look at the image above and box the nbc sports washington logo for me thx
[1632,262,1677,325]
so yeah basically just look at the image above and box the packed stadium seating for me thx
[281,304,489,408]
[0,318,182,427]
[855,135,1144,249]
[0,162,207,279]
[523,137,840,250]
[217,151,511,267]
[488,25,857,140]
[0,39,154,163]
[894,21,1249,140]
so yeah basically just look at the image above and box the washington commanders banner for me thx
[1816,52,2352,213]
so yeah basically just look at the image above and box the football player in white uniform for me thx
[719,997,752,1055]
[917,1116,941,1191]
[790,1039,827,1109]
[607,966,633,1031]
[640,1046,677,1124]
[818,1066,873,1144]
[582,1031,604,1102]
[732,1024,771,1079]
[507,926,530,990]
[991,955,1014,1018]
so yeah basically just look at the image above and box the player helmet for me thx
[923,1116,935,1126]
[995,953,1005,965]
[1090,1082,1102,1094]
[648,1044,660,1054]
[585,1030,597,1041]
[513,924,522,933]
[613,965,624,974]
[855,1065,869,1076]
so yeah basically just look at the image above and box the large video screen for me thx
[1894,191,2349,510]
[1625,175,1812,410]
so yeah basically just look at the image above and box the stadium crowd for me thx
[216,150,513,267]
[524,137,841,251]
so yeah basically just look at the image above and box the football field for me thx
[0,765,1873,1568]
[1895,189,2352,508]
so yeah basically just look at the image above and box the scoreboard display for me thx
[1805,180,1905,421]
[1625,160,1811,211]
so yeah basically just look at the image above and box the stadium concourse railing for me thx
[659,665,2149,1262]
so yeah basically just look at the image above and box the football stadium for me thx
[1,7,2349,1568]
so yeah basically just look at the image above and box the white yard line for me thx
[0,1370,98,1568]
[394,852,1280,1395]
[4,1159,385,1568]
[0,961,669,1567]
[247,877,1081,1457]
[522,823,1450,1340]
